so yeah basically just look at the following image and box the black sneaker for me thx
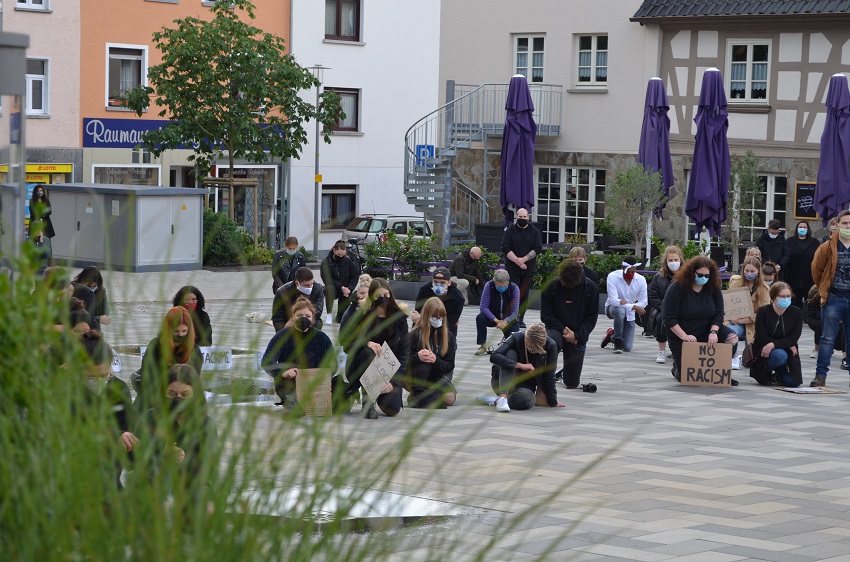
[600,328,614,349]
[841,359,848,370]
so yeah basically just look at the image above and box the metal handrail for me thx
[451,178,486,233]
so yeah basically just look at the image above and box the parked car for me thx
[342,214,435,247]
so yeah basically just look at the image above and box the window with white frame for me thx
[326,88,359,131]
[107,45,147,107]
[514,36,544,83]
[132,147,152,164]
[325,0,360,41]
[16,0,49,10]
[26,59,48,116]
[534,166,606,244]
[321,185,356,229]
[577,35,608,85]
[726,40,770,101]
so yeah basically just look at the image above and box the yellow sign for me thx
[181,204,187,211]
[26,174,49,183]
[315,174,323,183]
[32,164,73,173]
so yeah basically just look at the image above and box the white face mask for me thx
[297,284,313,296]
[768,232,779,239]
[85,375,110,396]
[667,261,681,272]
[429,317,443,329]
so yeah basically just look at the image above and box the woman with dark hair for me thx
[405,297,457,408]
[784,220,819,309]
[750,282,803,387]
[72,266,110,331]
[261,296,337,411]
[662,255,739,383]
[28,184,55,272]
[137,307,203,411]
[173,285,212,346]
[336,278,409,418]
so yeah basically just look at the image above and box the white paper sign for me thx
[199,346,232,371]
[111,350,122,373]
[359,342,399,402]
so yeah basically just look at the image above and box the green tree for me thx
[126,0,343,192]
[603,164,664,262]
[722,149,764,271]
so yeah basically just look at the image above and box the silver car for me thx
[342,214,435,247]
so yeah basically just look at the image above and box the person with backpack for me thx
[647,246,683,364]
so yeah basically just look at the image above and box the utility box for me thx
[48,183,206,272]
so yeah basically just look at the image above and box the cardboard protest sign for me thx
[359,342,400,402]
[722,287,754,322]
[198,346,233,371]
[680,342,732,386]
[295,368,334,416]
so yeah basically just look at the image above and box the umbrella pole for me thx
[645,215,653,268]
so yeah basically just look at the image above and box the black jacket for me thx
[138,336,204,410]
[755,230,790,272]
[490,331,559,407]
[582,265,599,286]
[414,283,465,334]
[190,309,213,346]
[784,236,819,291]
[648,272,673,312]
[341,306,410,384]
[751,304,803,386]
[261,326,337,379]
[320,253,360,300]
[406,328,457,385]
[501,224,543,275]
[450,250,485,286]
[272,281,325,331]
[271,251,308,294]
[72,283,109,331]
[30,201,55,239]
[540,277,599,346]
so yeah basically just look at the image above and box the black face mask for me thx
[297,317,312,332]
[173,334,187,345]
[516,219,528,228]
[169,397,187,413]
[374,295,388,307]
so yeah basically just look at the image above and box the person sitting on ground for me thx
[602,256,648,354]
[568,246,599,285]
[474,268,520,356]
[749,282,803,387]
[450,246,485,305]
[412,267,465,335]
[648,245,683,364]
[320,240,360,325]
[662,256,739,383]
[479,323,563,413]
[339,274,373,332]
[725,257,770,370]
[137,307,203,412]
[72,266,111,331]
[261,296,337,411]
[541,258,599,389]
[405,297,457,408]
[336,278,409,418]
[173,286,212,346]
[761,261,778,287]
[271,236,308,294]
[272,266,325,332]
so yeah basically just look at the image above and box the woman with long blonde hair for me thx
[406,297,457,408]
[726,256,770,369]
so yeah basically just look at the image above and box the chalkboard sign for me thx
[794,181,818,220]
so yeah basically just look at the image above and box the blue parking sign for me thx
[414,144,435,167]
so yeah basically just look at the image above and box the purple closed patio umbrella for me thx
[499,75,537,228]
[638,77,674,216]
[814,73,850,224]
[685,68,730,238]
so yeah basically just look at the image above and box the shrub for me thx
[238,231,274,265]
[203,208,244,265]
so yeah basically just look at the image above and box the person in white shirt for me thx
[604,256,648,354]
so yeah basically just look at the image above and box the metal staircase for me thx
[403,81,562,246]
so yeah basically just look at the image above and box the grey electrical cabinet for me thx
[49,183,207,272]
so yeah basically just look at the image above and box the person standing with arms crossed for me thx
[501,208,542,328]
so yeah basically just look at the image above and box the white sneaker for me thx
[656,351,666,364]
[731,356,741,370]
[810,348,818,359]
[475,394,497,406]
[324,313,333,325]
[666,349,673,358]
[496,396,510,412]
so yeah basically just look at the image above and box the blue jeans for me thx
[728,323,746,355]
[816,295,850,379]
[767,349,794,386]
[605,305,635,351]
[475,312,519,345]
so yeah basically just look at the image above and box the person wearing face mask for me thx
[568,246,599,285]
[336,278,409,418]
[72,266,110,332]
[602,256,648,354]
[501,207,542,328]
[541,258,599,389]
[475,269,520,355]
[725,257,771,370]
[755,219,789,277]
[412,267,465,335]
[262,297,337,410]
[749,282,803,387]
[405,297,457,408]
[647,245,684,364]
[784,221,819,310]
[340,274,373,332]
[810,209,850,387]
[136,306,203,413]
[271,236,308,294]
[272,267,325,332]
[320,240,361,325]
[172,285,212,346]
[28,184,55,273]
[662,256,739,383]
[761,261,778,286]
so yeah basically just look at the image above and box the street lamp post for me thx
[308,65,328,258]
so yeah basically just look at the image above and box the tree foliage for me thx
[604,164,664,258]
[125,0,343,176]
[722,149,764,271]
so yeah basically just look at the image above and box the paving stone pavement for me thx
[97,269,850,560]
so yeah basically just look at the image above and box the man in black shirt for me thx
[413,267,465,334]
[501,208,542,328]
[272,267,325,331]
